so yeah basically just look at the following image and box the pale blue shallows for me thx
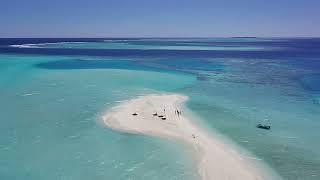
[0,55,198,180]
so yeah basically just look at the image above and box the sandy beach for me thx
[103,94,268,180]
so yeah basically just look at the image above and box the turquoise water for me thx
[1,38,320,180]
[0,54,198,180]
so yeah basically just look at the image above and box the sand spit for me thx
[103,94,269,180]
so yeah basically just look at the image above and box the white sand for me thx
[103,94,268,180]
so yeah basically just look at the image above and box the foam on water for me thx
[10,42,87,48]
[9,40,267,51]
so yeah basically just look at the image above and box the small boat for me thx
[158,115,164,118]
[256,124,270,130]
[161,117,166,120]
[132,113,138,116]
[153,113,158,116]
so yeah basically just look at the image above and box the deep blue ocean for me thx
[0,38,320,179]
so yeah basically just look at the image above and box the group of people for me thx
[163,108,197,139]
[161,108,182,117]
[175,109,182,116]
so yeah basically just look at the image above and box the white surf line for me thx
[21,92,40,97]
